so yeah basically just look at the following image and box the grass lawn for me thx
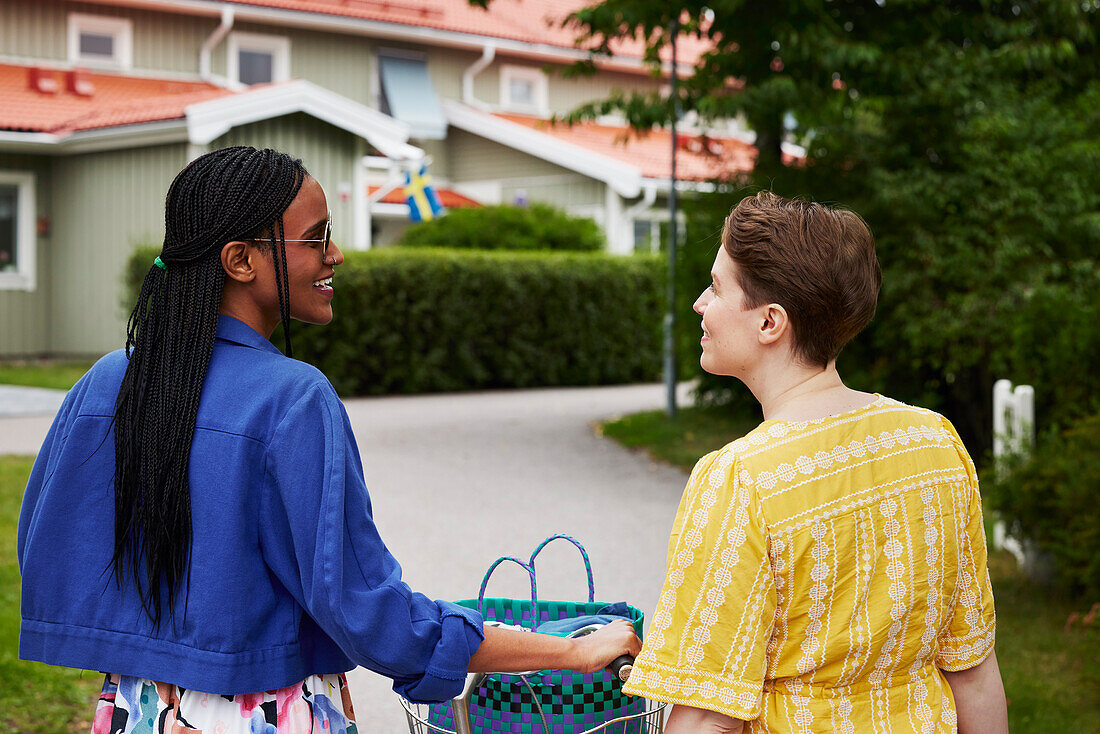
[0,456,101,734]
[0,362,93,392]
[598,403,761,470]
[602,405,1100,733]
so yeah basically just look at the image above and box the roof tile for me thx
[368,184,481,207]
[492,112,756,182]
[116,0,711,64]
[0,64,235,135]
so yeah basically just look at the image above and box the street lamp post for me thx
[665,18,680,417]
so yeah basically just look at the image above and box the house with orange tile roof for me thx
[0,0,769,357]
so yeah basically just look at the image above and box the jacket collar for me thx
[215,314,283,355]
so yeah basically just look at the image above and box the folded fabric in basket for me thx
[533,602,635,637]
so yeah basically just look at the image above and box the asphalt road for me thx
[1,382,698,732]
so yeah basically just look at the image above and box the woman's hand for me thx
[568,619,642,673]
[665,704,744,734]
[468,620,640,674]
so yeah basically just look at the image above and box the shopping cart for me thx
[398,535,666,734]
[399,673,667,734]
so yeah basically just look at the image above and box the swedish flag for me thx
[404,164,444,222]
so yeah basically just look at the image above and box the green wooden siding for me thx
[213,114,361,256]
[0,0,65,61]
[448,129,578,182]
[470,58,665,116]
[0,155,52,357]
[447,130,604,210]
[1,0,213,74]
[547,68,663,113]
[219,22,375,104]
[49,144,190,356]
[500,179,604,211]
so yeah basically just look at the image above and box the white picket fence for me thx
[991,379,1034,566]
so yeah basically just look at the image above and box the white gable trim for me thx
[441,100,642,198]
[186,79,424,160]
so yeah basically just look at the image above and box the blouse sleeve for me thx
[935,418,996,671]
[261,383,484,703]
[623,446,777,720]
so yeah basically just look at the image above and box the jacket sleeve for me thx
[260,383,483,703]
[17,374,85,567]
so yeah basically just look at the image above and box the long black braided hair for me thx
[113,146,306,627]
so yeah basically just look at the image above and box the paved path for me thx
[1,382,698,732]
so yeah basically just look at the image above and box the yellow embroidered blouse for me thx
[623,396,996,733]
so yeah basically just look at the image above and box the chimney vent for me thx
[67,68,95,97]
[28,67,60,94]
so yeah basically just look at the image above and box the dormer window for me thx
[500,65,548,115]
[227,32,290,86]
[67,13,132,69]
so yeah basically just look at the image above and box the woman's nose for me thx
[329,241,345,266]
[693,292,708,315]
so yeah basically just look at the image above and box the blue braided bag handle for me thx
[527,534,595,604]
[477,556,539,629]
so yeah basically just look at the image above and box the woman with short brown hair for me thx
[623,192,1008,733]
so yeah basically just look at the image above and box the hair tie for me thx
[153,256,167,271]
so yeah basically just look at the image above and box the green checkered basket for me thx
[421,535,649,734]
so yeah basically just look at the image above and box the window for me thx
[500,65,548,115]
[67,13,133,69]
[0,172,37,291]
[377,50,446,139]
[227,32,290,86]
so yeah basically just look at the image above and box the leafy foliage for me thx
[126,247,663,395]
[535,0,1098,455]
[546,0,1099,597]
[396,203,605,251]
[986,413,1100,600]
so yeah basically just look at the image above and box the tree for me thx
[484,0,1098,452]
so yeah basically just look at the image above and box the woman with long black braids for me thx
[17,147,638,733]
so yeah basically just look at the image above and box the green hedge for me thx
[986,413,1100,600]
[396,203,604,251]
[125,246,664,395]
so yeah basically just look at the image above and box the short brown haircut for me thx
[722,191,881,368]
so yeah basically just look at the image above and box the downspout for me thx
[200,6,235,82]
[462,43,495,109]
[621,183,657,253]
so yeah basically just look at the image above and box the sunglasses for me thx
[250,216,332,262]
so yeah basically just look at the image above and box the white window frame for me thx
[0,171,37,292]
[500,64,549,115]
[67,13,133,70]
[227,32,290,86]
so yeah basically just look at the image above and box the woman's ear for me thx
[758,303,790,346]
[221,241,256,283]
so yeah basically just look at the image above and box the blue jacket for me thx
[18,315,483,699]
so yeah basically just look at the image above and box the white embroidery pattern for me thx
[868,496,905,688]
[633,447,768,718]
[907,485,941,734]
[796,521,830,675]
[756,425,952,500]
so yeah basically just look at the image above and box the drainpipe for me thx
[200,6,234,82]
[621,183,657,253]
[462,43,495,109]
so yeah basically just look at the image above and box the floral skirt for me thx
[91,672,358,734]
